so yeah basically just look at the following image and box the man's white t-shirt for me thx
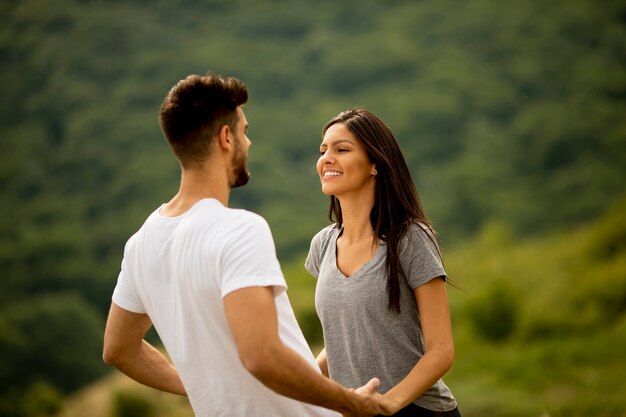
[112,198,339,417]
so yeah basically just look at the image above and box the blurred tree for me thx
[112,391,156,417]
[0,293,107,415]
[21,382,63,417]
[466,280,521,342]
[0,0,624,402]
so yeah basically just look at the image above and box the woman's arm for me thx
[376,277,455,415]
[316,347,329,377]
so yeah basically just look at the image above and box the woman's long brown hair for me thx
[323,108,438,313]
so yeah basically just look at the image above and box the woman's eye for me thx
[338,148,348,153]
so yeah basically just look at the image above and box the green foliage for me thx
[586,196,626,261]
[295,308,324,348]
[0,293,108,415]
[0,0,625,414]
[0,382,63,417]
[465,280,521,342]
[111,391,156,417]
[443,200,626,415]
[21,382,63,417]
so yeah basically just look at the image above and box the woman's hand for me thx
[373,392,402,416]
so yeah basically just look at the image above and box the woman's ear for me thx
[371,165,378,176]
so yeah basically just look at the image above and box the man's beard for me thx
[231,137,250,188]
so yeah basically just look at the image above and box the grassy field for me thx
[57,199,626,417]
[56,372,194,417]
[442,199,626,416]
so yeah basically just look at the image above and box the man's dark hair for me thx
[159,73,248,168]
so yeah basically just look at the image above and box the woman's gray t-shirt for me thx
[305,223,457,412]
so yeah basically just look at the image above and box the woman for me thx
[305,109,460,416]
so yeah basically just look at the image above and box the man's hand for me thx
[343,377,382,417]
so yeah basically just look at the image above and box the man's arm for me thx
[223,286,380,416]
[102,303,186,396]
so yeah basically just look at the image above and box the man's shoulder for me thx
[188,204,273,244]
[123,208,161,247]
[219,206,269,230]
[188,200,267,225]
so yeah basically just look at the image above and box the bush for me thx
[112,391,155,417]
[0,292,107,395]
[586,196,626,260]
[296,308,324,347]
[21,382,63,417]
[465,280,521,342]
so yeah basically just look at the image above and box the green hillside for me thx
[442,197,626,416]
[286,197,626,416]
[1,0,625,415]
[56,198,626,416]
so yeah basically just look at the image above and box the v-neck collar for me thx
[331,226,385,280]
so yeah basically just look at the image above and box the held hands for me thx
[343,378,383,417]
[368,392,397,416]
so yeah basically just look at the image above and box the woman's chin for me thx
[320,186,337,196]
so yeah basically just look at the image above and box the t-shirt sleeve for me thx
[401,223,447,289]
[305,226,333,279]
[112,239,147,314]
[304,232,321,278]
[220,214,287,298]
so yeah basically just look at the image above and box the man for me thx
[103,73,381,417]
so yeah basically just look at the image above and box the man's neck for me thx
[160,167,230,217]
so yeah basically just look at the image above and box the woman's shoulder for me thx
[311,223,340,246]
[402,221,440,251]
[406,221,436,237]
[306,223,340,274]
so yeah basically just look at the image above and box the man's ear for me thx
[217,125,233,152]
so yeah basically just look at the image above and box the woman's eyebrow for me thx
[320,139,354,148]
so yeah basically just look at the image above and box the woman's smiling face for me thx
[317,123,376,197]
